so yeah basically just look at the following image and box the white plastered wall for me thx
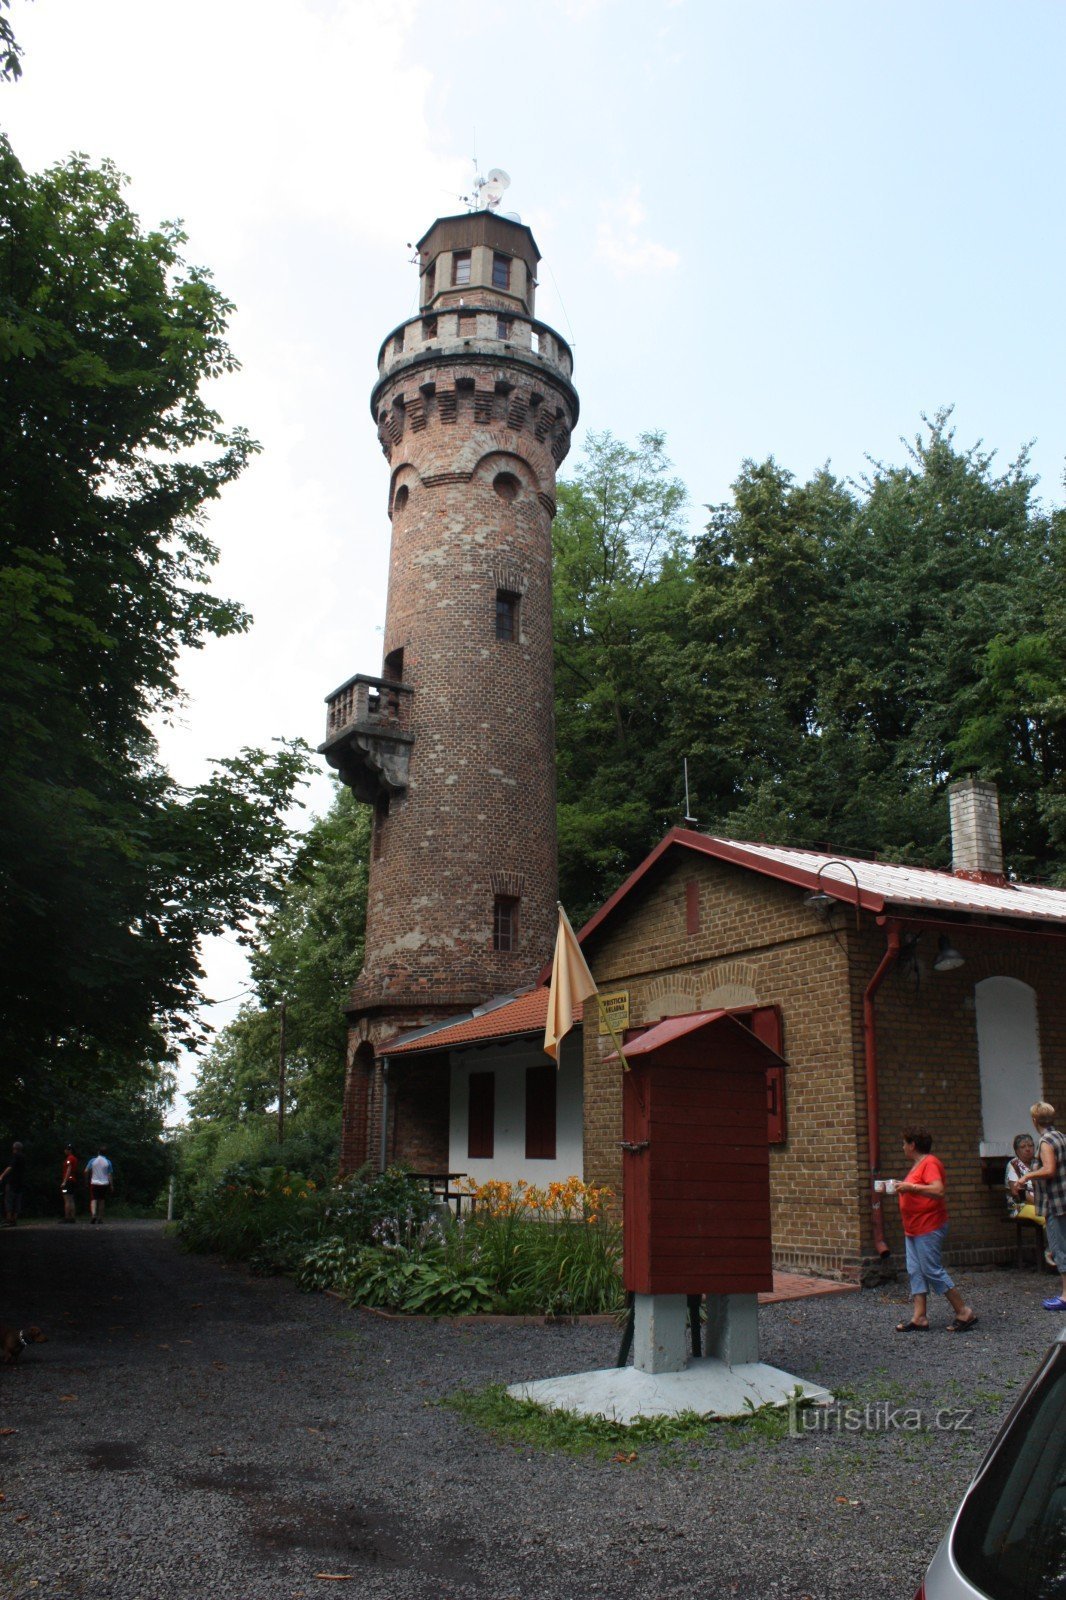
[448,1034,584,1184]
[975,976,1043,1157]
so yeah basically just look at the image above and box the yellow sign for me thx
[598,990,630,1034]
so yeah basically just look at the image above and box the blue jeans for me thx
[1046,1212,1066,1273]
[905,1225,955,1297]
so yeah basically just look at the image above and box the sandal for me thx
[895,1320,930,1332]
[947,1315,978,1332]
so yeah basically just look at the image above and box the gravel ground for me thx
[0,1221,1060,1600]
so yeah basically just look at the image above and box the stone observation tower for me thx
[320,180,579,1171]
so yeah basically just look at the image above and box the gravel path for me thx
[0,1221,1059,1599]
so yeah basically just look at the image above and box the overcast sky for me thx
[5,0,1065,1116]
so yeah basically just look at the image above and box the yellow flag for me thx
[543,903,598,1063]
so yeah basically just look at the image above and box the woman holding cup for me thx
[887,1128,978,1333]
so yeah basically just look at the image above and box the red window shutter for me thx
[468,1072,495,1159]
[750,1005,786,1145]
[525,1065,557,1160]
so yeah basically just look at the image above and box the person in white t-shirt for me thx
[84,1149,114,1224]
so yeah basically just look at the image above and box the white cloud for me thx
[595,185,680,276]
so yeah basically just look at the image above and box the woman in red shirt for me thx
[893,1127,977,1333]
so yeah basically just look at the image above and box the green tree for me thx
[683,458,855,839]
[0,0,24,80]
[187,788,371,1126]
[682,411,1063,877]
[0,136,310,1127]
[553,430,692,922]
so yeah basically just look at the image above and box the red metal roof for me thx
[604,1008,785,1063]
[386,987,583,1057]
[576,827,1066,950]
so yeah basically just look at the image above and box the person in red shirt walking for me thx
[60,1146,78,1223]
[893,1127,978,1333]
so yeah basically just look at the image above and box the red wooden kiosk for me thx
[609,1011,783,1371]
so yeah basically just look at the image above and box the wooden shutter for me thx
[525,1065,557,1160]
[467,1072,495,1159]
[750,1005,787,1146]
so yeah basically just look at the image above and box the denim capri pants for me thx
[905,1224,955,1297]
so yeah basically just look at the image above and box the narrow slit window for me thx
[496,590,519,642]
[492,253,510,290]
[452,251,471,287]
[423,315,437,340]
[496,316,511,341]
[493,894,519,951]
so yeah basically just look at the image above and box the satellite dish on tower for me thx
[475,167,511,210]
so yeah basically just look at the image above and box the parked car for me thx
[916,1322,1066,1597]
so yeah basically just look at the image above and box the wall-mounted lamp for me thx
[803,860,862,929]
[933,935,965,973]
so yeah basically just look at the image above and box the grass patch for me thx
[443,1383,794,1459]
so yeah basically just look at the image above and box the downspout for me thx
[378,1056,390,1173]
[863,920,901,1259]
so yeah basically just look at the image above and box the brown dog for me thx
[0,1324,47,1364]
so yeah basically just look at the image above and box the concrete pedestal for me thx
[508,1361,832,1423]
[507,1290,832,1422]
[633,1293,688,1373]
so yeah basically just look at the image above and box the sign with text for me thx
[597,990,630,1034]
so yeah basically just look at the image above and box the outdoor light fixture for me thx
[804,860,863,929]
[933,935,965,973]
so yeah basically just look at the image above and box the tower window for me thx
[493,472,519,503]
[422,315,437,340]
[467,1072,495,1159]
[496,316,511,341]
[393,331,404,355]
[493,894,519,951]
[495,590,519,642]
[492,253,511,289]
[525,1066,557,1160]
[393,484,409,512]
[373,794,389,860]
[452,251,471,287]
[424,260,435,299]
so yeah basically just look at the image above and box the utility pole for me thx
[277,999,287,1145]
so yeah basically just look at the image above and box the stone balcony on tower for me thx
[319,672,414,805]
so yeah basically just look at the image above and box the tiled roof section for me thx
[386,988,583,1056]
[577,827,1066,948]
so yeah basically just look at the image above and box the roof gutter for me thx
[863,920,902,1259]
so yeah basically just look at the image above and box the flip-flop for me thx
[1042,1297,1066,1311]
[895,1321,930,1333]
[947,1316,979,1332]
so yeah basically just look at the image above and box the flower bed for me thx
[180,1166,624,1317]
[297,1176,623,1317]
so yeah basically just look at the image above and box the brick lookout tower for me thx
[320,200,579,1172]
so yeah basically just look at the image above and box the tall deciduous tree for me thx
[0,136,310,1126]
[552,431,692,922]
[188,788,371,1126]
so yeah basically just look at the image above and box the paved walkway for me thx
[759,1271,859,1305]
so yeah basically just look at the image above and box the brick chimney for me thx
[947,777,1006,884]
